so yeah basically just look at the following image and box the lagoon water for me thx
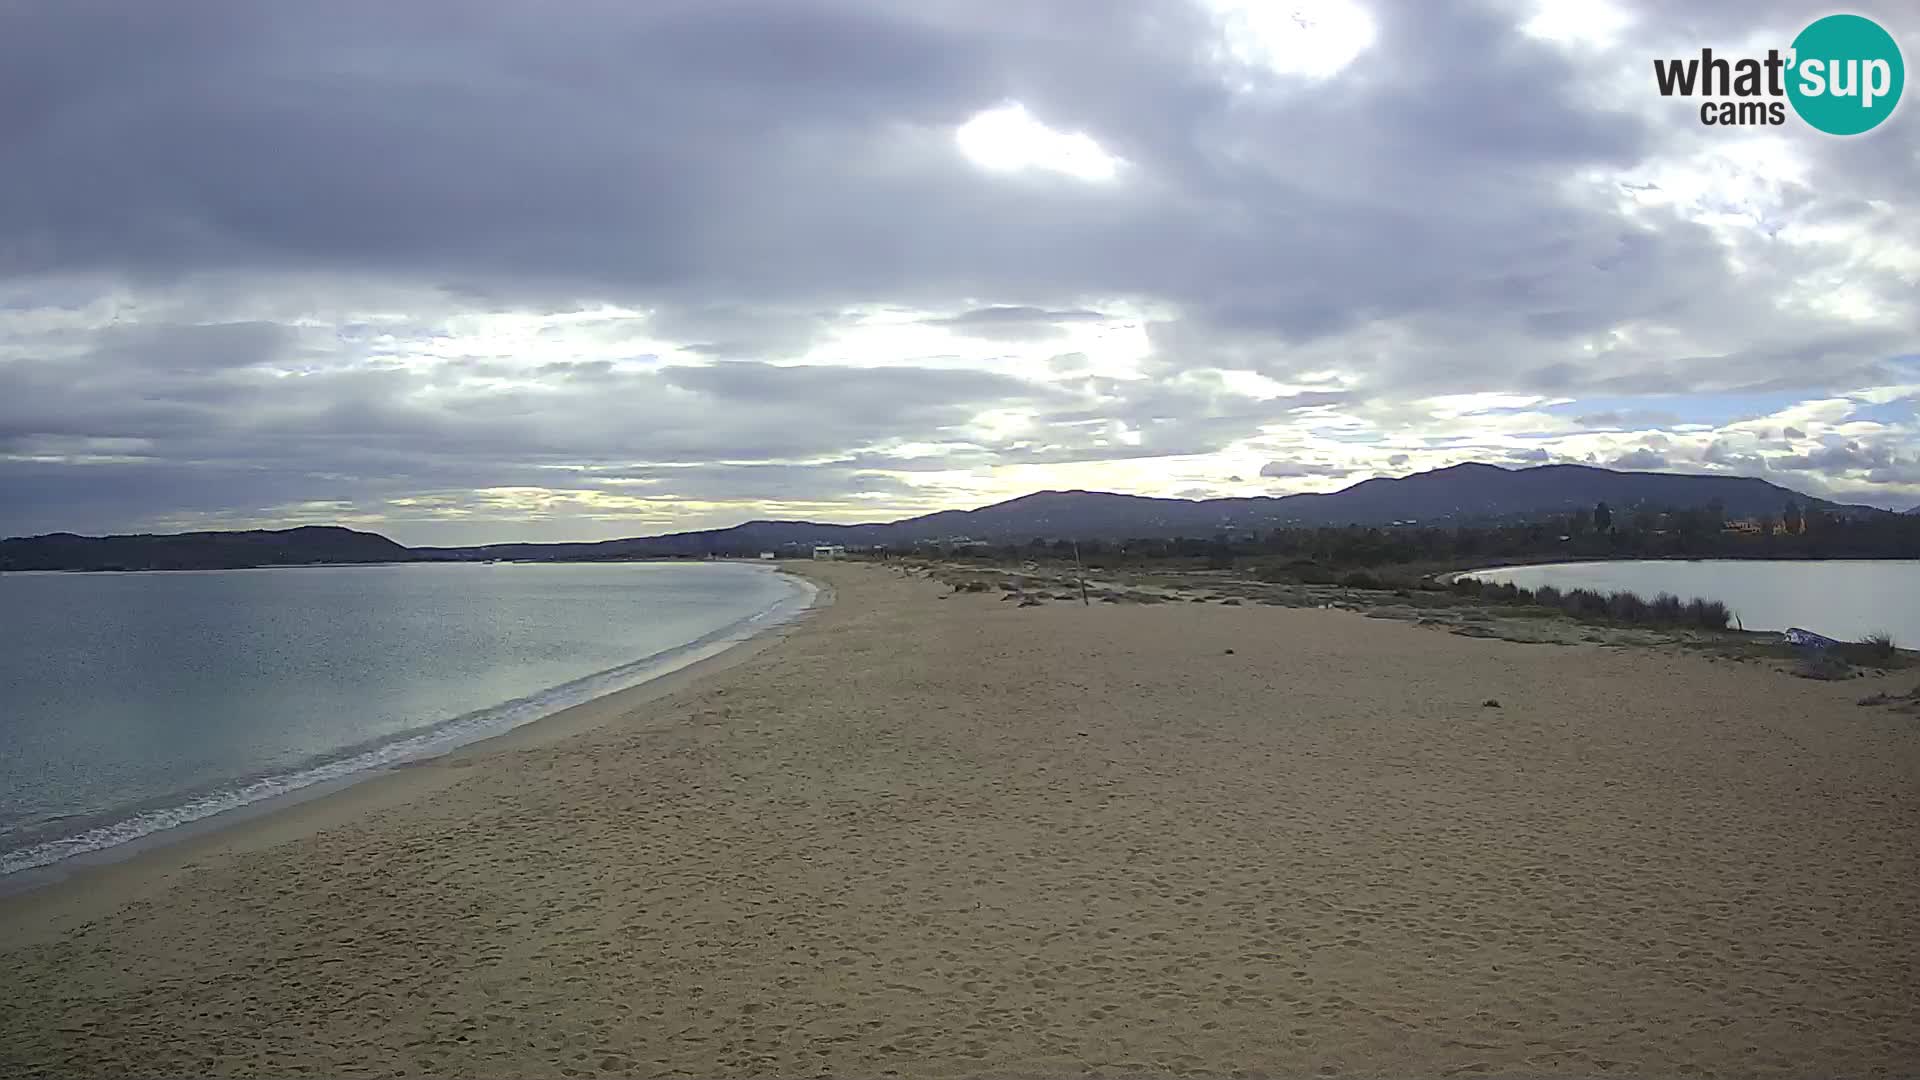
[0,561,811,876]
[1467,559,1920,643]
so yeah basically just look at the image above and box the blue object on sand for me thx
[1783,627,1841,649]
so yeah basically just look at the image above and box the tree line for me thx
[939,500,1920,569]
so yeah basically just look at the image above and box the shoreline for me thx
[1434,553,1920,582]
[5,561,1914,1077]
[0,567,829,930]
[0,555,780,575]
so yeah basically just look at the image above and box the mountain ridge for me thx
[8,463,1887,570]
[402,462,1898,557]
[0,525,408,572]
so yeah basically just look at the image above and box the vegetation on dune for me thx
[1827,632,1907,670]
[1442,576,1732,630]
[1795,652,1855,681]
[949,497,1919,572]
[1856,631,1898,661]
[909,497,1919,641]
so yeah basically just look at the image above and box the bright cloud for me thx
[1203,0,1377,82]
[1,1,1917,544]
[955,104,1123,182]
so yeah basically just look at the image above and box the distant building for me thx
[812,545,846,560]
[758,551,776,560]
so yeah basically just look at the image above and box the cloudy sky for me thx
[4,0,1917,544]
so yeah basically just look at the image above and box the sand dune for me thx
[3,561,1917,1077]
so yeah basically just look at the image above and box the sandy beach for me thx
[3,561,1917,1078]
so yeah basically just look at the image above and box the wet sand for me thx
[3,561,1916,1077]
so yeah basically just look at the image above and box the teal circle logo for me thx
[1787,14,1904,135]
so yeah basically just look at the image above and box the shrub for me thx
[1606,590,1649,622]
[1457,577,1732,632]
[1836,632,1900,667]
[1565,588,1610,619]
[1256,559,1335,585]
[1795,652,1853,681]
[1649,592,1684,624]
[1342,570,1381,590]
[1686,598,1731,630]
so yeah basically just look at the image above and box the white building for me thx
[811,545,846,560]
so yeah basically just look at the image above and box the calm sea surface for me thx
[1466,559,1920,642]
[0,561,811,876]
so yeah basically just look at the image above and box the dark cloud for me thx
[0,325,1065,537]
[88,321,297,373]
[1612,449,1670,470]
[1,0,1916,538]
[1577,410,1682,429]
[920,306,1114,341]
[1259,461,1356,479]
[1774,440,1901,475]
[925,306,1111,326]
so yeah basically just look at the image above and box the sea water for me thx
[0,560,812,877]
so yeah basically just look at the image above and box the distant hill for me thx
[0,526,409,572]
[1226,463,1854,531]
[10,464,1886,570]
[424,463,1877,559]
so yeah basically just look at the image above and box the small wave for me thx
[1,572,815,877]
[0,811,78,842]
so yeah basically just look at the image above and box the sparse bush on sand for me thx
[1255,560,1339,585]
[1685,598,1731,630]
[1449,576,1485,597]
[1649,592,1685,623]
[1606,590,1648,622]
[1833,632,1906,669]
[1795,652,1854,681]
[1858,631,1897,661]
[1441,576,1730,630]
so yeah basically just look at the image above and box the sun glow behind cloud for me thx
[955,104,1122,181]
[1521,0,1633,48]
[1203,0,1376,82]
